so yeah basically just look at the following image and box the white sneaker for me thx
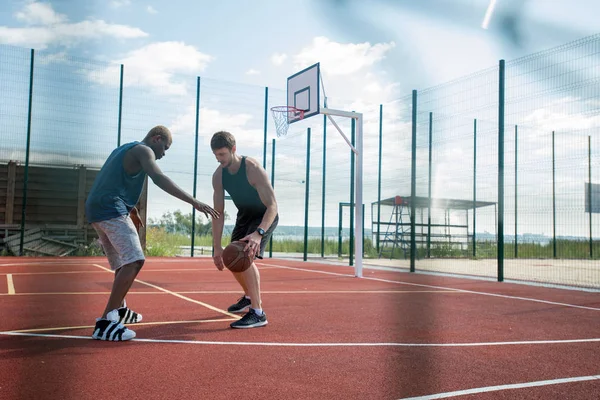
[92,318,136,341]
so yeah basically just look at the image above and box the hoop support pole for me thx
[321,107,363,278]
[321,108,359,154]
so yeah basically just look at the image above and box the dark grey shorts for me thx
[231,214,278,259]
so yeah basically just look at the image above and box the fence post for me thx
[263,87,268,168]
[349,118,355,266]
[377,104,383,253]
[191,77,201,257]
[19,49,35,256]
[427,111,433,258]
[338,203,343,258]
[269,138,276,258]
[410,90,417,272]
[552,130,557,258]
[473,119,477,258]
[589,136,593,258]
[497,59,505,282]
[303,128,311,261]
[515,125,518,258]
[117,64,124,147]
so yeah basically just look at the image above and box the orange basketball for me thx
[222,241,253,272]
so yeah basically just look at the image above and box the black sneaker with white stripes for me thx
[227,296,251,313]
[230,309,268,329]
[112,306,143,324]
[92,318,136,341]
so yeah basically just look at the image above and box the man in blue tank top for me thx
[210,131,278,328]
[86,125,219,341]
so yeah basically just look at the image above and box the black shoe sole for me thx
[230,320,268,329]
[227,305,250,314]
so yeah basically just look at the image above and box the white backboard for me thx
[287,62,320,123]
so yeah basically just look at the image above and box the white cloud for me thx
[271,53,287,66]
[294,36,395,76]
[170,105,257,141]
[245,69,260,75]
[523,103,600,133]
[16,1,67,25]
[110,0,132,8]
[89,42,214,96]
[284,37,399,104]
[0,2,147,49]
[146,5,158,14]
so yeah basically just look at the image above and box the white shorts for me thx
[91,215,145,271]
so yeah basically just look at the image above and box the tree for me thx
[149,209,229,236]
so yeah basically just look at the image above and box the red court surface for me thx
[1,256,599,400]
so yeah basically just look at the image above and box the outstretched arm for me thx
[211,168,226,270]
[133,145,219,219]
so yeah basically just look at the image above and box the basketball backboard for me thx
[287,62,320,124]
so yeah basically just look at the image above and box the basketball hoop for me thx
[271,106,305,137]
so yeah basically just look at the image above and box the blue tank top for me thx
[85,141,147,223]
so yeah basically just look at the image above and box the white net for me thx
[271,106,304,137]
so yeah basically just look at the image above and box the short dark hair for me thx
[211,131,236,151]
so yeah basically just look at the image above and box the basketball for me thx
[222,241,253,272]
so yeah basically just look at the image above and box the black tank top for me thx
[222,157,267,224]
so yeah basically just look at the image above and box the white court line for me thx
[0,261,99,267]
[1,331,599,347]
[3,318,236,333]
[400,374,600,399]
[6,274,15,295]
[0,289,459,297]
[91,264,240,319]
[0,268,217,276]
[258,263,600,312]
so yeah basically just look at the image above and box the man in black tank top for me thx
[210,131,279,328]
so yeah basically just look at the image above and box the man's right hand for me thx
[193,200,220,220]
[213,246,224,271]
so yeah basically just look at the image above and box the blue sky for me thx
[1,0,598,99]
[0,0,599,238]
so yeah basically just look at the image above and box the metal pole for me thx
[356,114,364,277]
[338,203,343,258]
[427,111,433,258]
[19,49,35,256]
[349,118,355,267]
[473,119,477,258]
[352,114,365,278]
[303,128,311,262]
[410,90,417,272]
[269,139,276,258]
[117,64,124,147]
[589,136,593,258]
[321,114,327,258]
[497,60,505,282]
[263,87,268,168]
[377,104,383,253]
[515,125,518,258]
[190,77,200,257]
[552,130,556,258]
